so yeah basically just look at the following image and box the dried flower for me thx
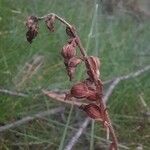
[26,16,38,43]
[80,104,102,119]
[67,82,98,101]
[61,39,77,60]
[45,15,56,32]
[70,82,89,99]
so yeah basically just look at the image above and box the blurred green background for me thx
[0,0,150,149]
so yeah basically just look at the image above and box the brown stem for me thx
[38,13,118,149]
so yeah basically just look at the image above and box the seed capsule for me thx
[61,43,76,59]
[70,82,89,99]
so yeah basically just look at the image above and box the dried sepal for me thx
[26,16,38,43]
[45,14,56,32]
[86,56,100,81]
[80,104,102,119]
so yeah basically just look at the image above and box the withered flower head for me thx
[80,104,102,119]
[86,56,100,80]
[26,16,38,43]
[70,82,89,99]
[45,14,56,32]
[69,82,98,101]
[61,39,77,60]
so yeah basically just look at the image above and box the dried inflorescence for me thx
[61,38,82,80]
[25,13,118,150]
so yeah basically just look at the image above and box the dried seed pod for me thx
[80,104,102,119]
[61,43,76,59]
[45,15,56,32]
[86,56,100,80]
[70,82,89,99]
[26,16,38,43]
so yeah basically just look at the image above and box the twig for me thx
[0,88,28,97]
[103,65,150,101]
[119,65,150,80]
[40,114,129,149]
[0,107,64,132]
[64,117,91,150]
[0,65,149,98]
[105,65,150,85]
[103,78,120,103]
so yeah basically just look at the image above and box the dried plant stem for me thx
[0,107,64,132]
[64,118,90,150]
[0,88,28,97]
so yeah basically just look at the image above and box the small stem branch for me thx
[0,88,28,97]
[0,107,64,132]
